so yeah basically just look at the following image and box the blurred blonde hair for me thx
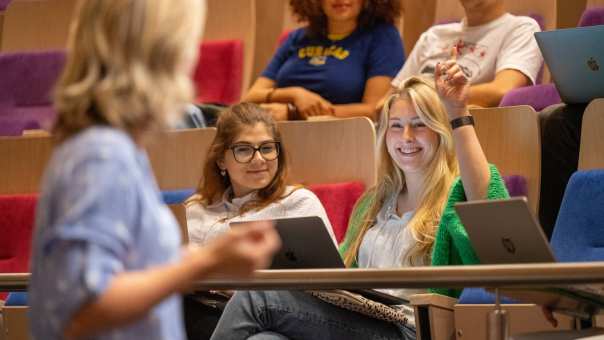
[53,0,205,142]
[343,76,459,266]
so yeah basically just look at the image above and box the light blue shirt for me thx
[29,127,185,340]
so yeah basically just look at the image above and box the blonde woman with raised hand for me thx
[27,1,279,339]
[210,50,509,340]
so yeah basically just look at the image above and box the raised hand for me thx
[291,87,335,118]
[434,47,470,119]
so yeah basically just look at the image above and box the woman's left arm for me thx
[332,76,393,120]
[435,48,490,201]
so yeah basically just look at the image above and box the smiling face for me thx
[321,0,364,24]
[218,123,279,198]
[386,98,439,177]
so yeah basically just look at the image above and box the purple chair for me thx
[0,51,65,136]
[578,7,604,27]
[498,83,562,111]
[0,0,11,11]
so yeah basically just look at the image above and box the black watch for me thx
[450,115,474,130]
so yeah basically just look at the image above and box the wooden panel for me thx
[588,0,604,7]
[168,203,188,244]
[454,304,574,340]
[470,106,541,214]
[401,0,437,57]
[0,128,216,194]
[1,0,78,52]
[251,0,287,82]
[557,0,587,28]
[146,128,217,191]
[578,99,604,170]
[1,306,30,340]
[411,293,457,340]
[0,134,54,195]
[205,0,256,94]
[278,117,376,189]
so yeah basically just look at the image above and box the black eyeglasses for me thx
[229,141,280,163]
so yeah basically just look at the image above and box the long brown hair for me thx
[343,77,458,266]
[289,0,402,38]
[187,103,291,215]
[52,0,204,143]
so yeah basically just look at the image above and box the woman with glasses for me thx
[183,102,335,339]
[209,52,510,340]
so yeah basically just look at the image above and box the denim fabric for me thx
[210,290,415,340]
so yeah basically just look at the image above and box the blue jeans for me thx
[210,290,415,340]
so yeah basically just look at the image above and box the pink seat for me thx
[0,194,37,299]
[308,182,365,243]
[193,40,243,105]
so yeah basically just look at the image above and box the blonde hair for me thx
[343,76,459,266]
[53,0,205,142]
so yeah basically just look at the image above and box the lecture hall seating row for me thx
[2,0,603,95]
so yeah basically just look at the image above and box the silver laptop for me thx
[231,216,408,305]
[535,25,604,104]
[455,197,556,264]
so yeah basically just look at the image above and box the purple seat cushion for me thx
[0,0,11,11]
[502,175,528,197]
[579,7,604,27]
[0,50,66,106]
[0,51,65,135]
[499,83,562,111]
[0,106,56,135]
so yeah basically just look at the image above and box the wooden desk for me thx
[4,262,604,292]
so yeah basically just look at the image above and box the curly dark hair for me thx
[289,0,402,38]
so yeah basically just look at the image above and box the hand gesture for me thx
[187,220,281,279]
[292,87,335,118]
[435,47,470,119]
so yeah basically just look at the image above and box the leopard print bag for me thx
[307,290,410,325]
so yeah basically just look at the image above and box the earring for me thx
[220,169,226,177]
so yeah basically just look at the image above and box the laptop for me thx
[454,197,556,264]
[231,216,408,305]
[535,25,604,104]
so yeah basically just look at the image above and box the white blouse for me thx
[358,194,428,302]
[186,186,336,246]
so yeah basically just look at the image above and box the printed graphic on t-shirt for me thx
[421,39,488,81]
[297,45,350,66]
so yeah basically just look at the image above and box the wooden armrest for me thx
[409,293,458,310]
[411,294,457,340]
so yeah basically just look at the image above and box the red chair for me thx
[192,40,243,105]
[308,182,365,243]
[0,194,37,299]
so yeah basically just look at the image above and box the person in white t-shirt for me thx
[390,0,543,108]
[182,102,335,340]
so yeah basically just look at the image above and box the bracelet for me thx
[287,103,299,120]
[266,89,276,103]
[450,115,474,130]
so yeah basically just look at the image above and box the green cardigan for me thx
[338,164,510,298]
